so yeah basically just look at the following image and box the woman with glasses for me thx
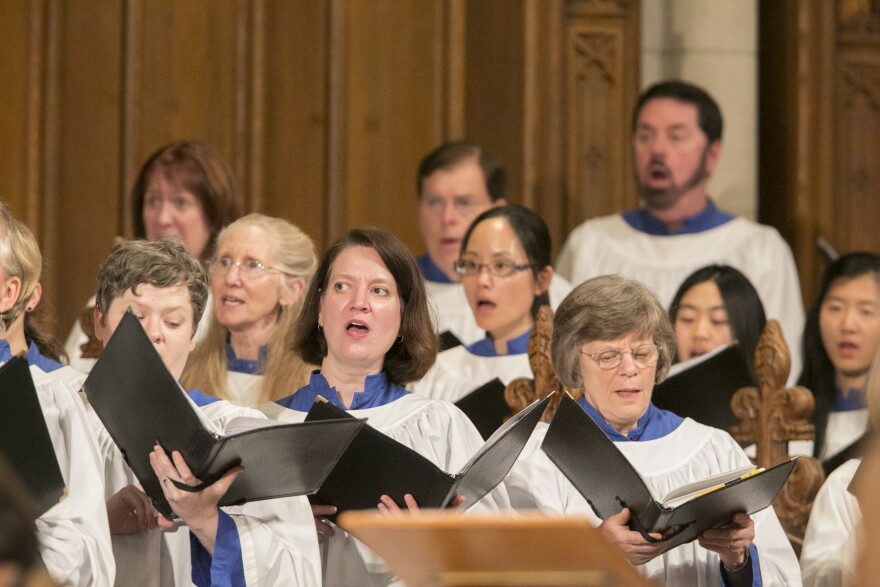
[182,213,317,407]
[64,140,243,373]
[410,205,561,434]
[506,275,799,585]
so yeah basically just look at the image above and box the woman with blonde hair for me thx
[182,213,317,406]
[0,201,113,585]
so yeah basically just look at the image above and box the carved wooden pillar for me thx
[506,305,581,421]
[730,319,825,553]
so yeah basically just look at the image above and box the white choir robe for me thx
[223,371,264,409]
[800,458,861,587]
[506,419,801,586]
[80,385,321,587]
[821,409,869,462]
[555,215,805,384]
[264,393,511,586]
[409,345,532,403]
[64,293,213,374]
[28,366,115,587]
[425,275,573,347]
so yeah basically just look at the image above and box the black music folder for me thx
[83,311,364,519]
[542,394,797,552]
[0,356,66,517]
[438,331,463,352]
[652,343,754,431]
[454,378,510,440]
[305,393,553,516]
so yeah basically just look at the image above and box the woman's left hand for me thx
[149,444,244,554]
[697,512,755,570]
[376,493,465,515]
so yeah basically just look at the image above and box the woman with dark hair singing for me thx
[271,226,509,585]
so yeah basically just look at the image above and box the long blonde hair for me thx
[182,214,317,404]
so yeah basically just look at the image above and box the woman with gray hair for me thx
[507,275,800,585]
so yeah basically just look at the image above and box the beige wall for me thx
[641,0,758,219]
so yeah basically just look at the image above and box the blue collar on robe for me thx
[416,253,454,284]
[832,385,866,412]
[276,371,409,411]
[187,389,221,407]
[225,343,268,375]
[622,199,734,236]
[466,328,531,357]
[0,339,63,373]
[577,396,683,441]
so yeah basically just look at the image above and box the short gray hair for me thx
[95,237,209,335]
[552,275,675,388]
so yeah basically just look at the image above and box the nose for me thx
[841,307,859,332]
[476,264,494,287]
[617,352,639,376]
[156,200,175,226]
[349,286,369,311]
[693,315,711,339]
[144,315,164,344]
[223,262,243,285]
[440,201,457,225]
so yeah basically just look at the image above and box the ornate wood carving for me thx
[730,319,825,554]
[505,305,580,421]
[77,306,103,360]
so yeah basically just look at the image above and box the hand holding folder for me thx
[305,393,554,516]
[83,311,364,519]
[541,394,797,552]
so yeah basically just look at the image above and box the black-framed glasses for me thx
[581,344,659,370]
[208,257,285,280]
[452,258,532,277]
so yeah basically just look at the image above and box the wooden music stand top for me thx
[338,511,648,586]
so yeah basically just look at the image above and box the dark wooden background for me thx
[1,0,878,339]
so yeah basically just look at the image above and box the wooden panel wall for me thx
[1,0,641,341]
[760,0,880,304]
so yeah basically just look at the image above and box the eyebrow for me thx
[678,302,727,312]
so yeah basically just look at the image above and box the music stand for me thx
[338,511,648,586]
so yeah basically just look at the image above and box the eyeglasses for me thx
[453,258,532,278]
[208,257,285,280]
[581,344,659,370]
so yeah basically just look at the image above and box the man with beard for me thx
[556,80,804,377]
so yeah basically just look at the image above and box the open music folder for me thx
[542,394,797,552]
[83,310,364,519]
[0,355,66,518]
[652,342,755,431]
[305,393,554,515]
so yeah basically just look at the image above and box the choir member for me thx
[410,205,559,408]
[65,140,242,373]
[800,343,880,586]
[0,201,114,585]
[269,226,509,585]
[669,264,767,381]
[799,252,880,470]
[182,214,317,407]
[506,275,801,585]
[90,238,320,586]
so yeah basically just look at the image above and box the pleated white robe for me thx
[506,418,801,586]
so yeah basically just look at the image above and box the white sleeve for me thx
[554,231,581,284]
[63,297,99,374]
[758,232,805,384]
[751,505,804,586]
[227,496,322,586]
[36,379,115,586]
[800,460,861,587]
